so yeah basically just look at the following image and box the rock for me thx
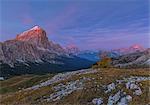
[126,82,138,89]
[92,78,95,80]
[134,87,142,95]
[92,98,103,105]
[0,77,4,80]
[125,95,132,102]
[107,90,122,105]
[99,77,103,79]
[116,80,123,84]
[117,95,132,105]
[97,85,100,88]
[105,83,116,93]
[107,90,132,105]
[125,80,143,96]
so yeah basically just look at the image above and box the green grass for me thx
[0,74,54,94]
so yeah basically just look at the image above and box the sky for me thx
[0,0,149,50]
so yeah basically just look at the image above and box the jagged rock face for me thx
[1,40,59,66]
[0,42,5,62]
[15,26,65,54]
[16,26,49,48]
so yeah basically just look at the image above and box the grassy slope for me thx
[0,74,54,94]
[0,68,149,105]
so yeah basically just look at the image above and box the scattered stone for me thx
[107,90,122,105]
[92,78,95,80]
[126,82,138,89]
[0,77,4,80]
[25,69,97,90]
[99,77,103,79]
[133,87,142,95]
[94,81,97,84]
[116,80,123,84]
[105,83,116,93]
[117,95,132,105]
[125,81,142,96]
[45,79,84,102]
[107,90,132,105]
[102,76,149,105]
[92,98,103,105]
[97,85,100,87]
[124,76,150,83]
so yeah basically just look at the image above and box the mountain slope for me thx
[0,26,94,78]
[112,48,150,68]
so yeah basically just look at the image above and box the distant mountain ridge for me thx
[65,45,146,63]
[0,26,94,78]
[112,48,150,68]
[65,44,80,55]
[111,44,145,55]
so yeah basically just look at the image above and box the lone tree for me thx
[92,51,112,69]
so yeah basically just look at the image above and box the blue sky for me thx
[0,0,149,50]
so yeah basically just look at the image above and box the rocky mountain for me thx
[65,44,146,64]
[0,26,94,78]
[15,26,66,54]
[65,44,80,55]
[111,44,145,55]
[112,48,150,68]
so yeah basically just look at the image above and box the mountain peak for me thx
[112,44,145,55]
[16,25,45,38]
[30,25,42,31]
[130,44,144,50]
[65,44,80,54]
[15,25,49,48]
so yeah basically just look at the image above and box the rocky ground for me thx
[0,68,150,105]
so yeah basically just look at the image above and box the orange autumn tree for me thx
[92,51,112,68]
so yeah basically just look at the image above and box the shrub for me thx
[92,51,112,68]
[97,57,112,68]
